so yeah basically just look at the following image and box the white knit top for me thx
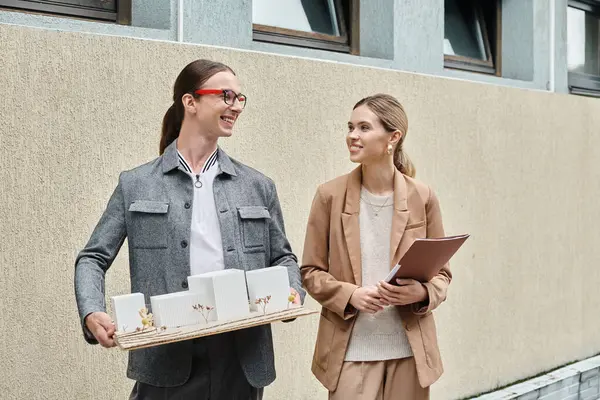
[344,187,413,361]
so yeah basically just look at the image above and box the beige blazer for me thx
[301,166,451,391]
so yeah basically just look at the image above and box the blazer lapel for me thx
[341,167,362,286]
[390,170,410,267]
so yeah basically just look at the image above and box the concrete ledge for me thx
[472,355,600,400]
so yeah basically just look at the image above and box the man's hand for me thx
[85,312,116,348]
[349,286,386,314]
[376,279,428,306]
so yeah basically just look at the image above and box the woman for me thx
[301,94,451,400]
[74,59,303,400]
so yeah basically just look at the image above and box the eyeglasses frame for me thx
[193,89,247,108]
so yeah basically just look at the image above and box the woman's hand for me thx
[349,286,386,314]
[376,279,428,306]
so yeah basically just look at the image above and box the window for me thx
[444,0,502,75]
[568,0,600,97]
[252,0,359,54]
[0,0,131,24]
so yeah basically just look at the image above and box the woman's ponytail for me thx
[393,141,416,178]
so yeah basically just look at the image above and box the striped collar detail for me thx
[177,153,192,173]
[177,149,218,174]
[203,150,218,173]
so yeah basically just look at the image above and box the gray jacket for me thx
[74,140,305,388]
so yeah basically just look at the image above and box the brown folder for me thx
[384,234,469,284]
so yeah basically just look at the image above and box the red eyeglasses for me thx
[194,89,247,109]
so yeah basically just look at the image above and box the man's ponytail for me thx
[159,103,183,154]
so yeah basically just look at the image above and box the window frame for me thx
[567,0,600,97]
[252,0,360,55]
[0,0,132,24]
[443,0,502,76]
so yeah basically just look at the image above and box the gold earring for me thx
[387,144,393,155]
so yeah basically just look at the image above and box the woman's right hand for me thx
[85,312,116,348]
[349,286,386,314]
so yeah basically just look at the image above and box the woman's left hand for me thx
[376,279,428,306]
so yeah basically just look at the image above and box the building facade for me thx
[1,0,599,96]
[1,1,599,400]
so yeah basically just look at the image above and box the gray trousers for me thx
[129,332,263,400]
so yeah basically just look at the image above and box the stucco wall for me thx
[1,24,599,400]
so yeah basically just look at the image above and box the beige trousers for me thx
[329,357,429,400]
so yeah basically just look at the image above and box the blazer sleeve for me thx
[412,187,452,315]
[74,174,127,344]
[301,186,359,320]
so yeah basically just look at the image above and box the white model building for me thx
[246,266,291,313]
[187,269,250,322]
[112,267,294,332]
[111,293,145,332]
[150,291,205,328]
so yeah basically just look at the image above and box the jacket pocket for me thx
[128,201,169,249]
[314,314,336,371]
[406,220,426,230]
[238,206,271,253]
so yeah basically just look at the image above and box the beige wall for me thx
[1,24,599,400]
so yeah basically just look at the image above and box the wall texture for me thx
[0,24,599,400]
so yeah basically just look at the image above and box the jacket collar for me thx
[162,139,237,177]
[162,140,180,174]
[216,147,237,177]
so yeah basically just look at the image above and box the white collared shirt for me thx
[177,149,225,276]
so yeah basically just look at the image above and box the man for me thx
[75,59,304,400]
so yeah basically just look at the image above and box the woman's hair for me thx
[353,94,415,177]
[159,59,235,154]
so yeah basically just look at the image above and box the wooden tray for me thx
[114,306,319,350]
